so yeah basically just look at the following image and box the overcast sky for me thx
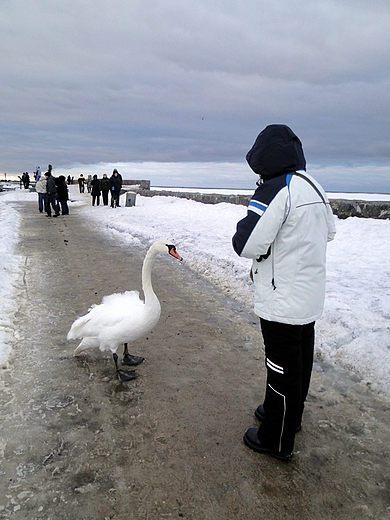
[1,0,390,191]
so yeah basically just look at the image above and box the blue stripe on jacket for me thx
[232,174,288,255]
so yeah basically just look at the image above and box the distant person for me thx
[110,168,122,207]
[35,171,47,213]
[232,125,336,461]
[35,166,41,182]
[87,175,92,194]
[24,172,30,189]
[45,165,60,218]
[78,174,85,193]
[100,173,110,206]
[67,175,72,185]
[91,174,101,206]
[56,175,69,215]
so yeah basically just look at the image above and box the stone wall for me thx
[123,179,150,190]
[140,189,252,206]
[328,199,390,219]
[140,189,390,220]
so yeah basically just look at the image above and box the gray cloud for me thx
[1,0,390,191]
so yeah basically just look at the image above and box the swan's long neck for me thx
[141,246,160,309]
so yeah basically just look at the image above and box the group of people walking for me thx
[35,166,123,217]
[77,169,122,207]
[35,165,69,217]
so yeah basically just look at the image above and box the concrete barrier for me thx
[125,192,137,207]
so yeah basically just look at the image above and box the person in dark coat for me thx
[91,175,101,206]
[45,165,60,217]
[23,172,30,189]
[56,175,69,215]
[100,173,110,206]
[109,168,122,207]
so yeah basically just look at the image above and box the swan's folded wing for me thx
[67,291,144,340]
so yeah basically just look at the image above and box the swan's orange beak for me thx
[169,247,183,261]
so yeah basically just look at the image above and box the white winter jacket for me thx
[35,177,47,194]
[233,173,336,325]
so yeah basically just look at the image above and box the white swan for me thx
[67,240,182,381]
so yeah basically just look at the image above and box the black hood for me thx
[246,125,306,180]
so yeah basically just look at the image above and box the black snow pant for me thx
[46,193,60,217]
[102,190,109,206]
[257,318,315,454]
[92,194,100,206]
[111,189,120,207]
[59,200,69,215]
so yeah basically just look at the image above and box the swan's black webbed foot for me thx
[113,353,137,382]
[123,353,145,366]
[117,369,137,382]
[123,343,145,366]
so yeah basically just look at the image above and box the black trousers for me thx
[102,190,109,206]
[257,318,315,453]
[111,189,120,206]
[46,194,60,217]
[59,200,69,215]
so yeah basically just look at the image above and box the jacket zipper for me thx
[271,244,276,290]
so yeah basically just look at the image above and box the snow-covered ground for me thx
[1,186,389,398]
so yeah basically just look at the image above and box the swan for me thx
[67,240,182,381]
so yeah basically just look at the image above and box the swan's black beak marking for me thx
[167,244,183,261]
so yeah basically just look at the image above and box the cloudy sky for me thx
[1,0,390,191]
